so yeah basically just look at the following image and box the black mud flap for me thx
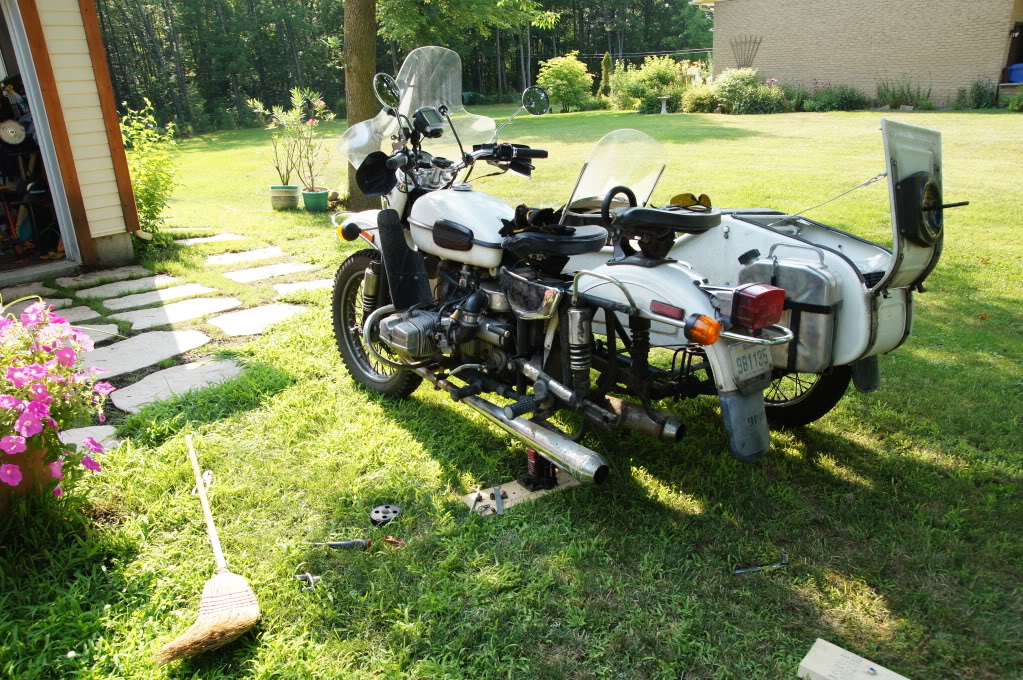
[850,356,880,392]
[376,209,432,310]
[719,390,770,462]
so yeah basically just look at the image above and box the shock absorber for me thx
[361,260,381,315]
[630,315,651,378]
[567,305,592,398]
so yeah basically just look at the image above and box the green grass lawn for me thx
[1,108,1021,679]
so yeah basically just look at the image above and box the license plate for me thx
[728,343,773,383]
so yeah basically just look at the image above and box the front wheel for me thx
[763,366,851,427]
[332,249,422,398]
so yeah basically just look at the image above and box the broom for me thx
[154,435,261,664]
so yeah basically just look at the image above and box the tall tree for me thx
[344,0,378,210]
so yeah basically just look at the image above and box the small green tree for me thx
[120,98,177,237]
[598,51,612,97]
[536,51,594,113]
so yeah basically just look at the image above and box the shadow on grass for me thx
[509,110,767,146]
[116,360,296,448]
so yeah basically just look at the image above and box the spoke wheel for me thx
[332,249,422,398]
[763,365,852,427]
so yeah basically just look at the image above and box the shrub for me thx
[808,84,871,111]
[917,99,936,111]
[1007,90,1023,112]
[120,98,177,236]
[638,87,684,114]
[598,52,612,97]
[0,301,113,504]
[950,78,997,109]
[713,68,761,113]
[578,96,612,111]
[781,83,809,111]
[681,83,719,113]
[637,55,683,93]
[876,77,932,109]
[609,60,641,110]
[536,51,594,112]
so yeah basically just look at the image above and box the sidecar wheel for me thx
[763,366,851,427]
[332,249,422,398]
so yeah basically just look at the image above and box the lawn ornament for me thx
[332,46,950,483]
[154,435,261,664]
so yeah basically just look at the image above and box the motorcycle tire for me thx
[332,249,422,398]
[763,365,851,428]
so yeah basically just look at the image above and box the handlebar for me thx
[514,148,548,159]
[386,150,411,170]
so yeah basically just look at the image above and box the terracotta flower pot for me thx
[0,446,50,513]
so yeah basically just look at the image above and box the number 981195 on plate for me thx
[728,343,773,383]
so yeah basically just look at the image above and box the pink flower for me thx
[88,366,108,376]
[70,329,95,352]
[69,373,88,384]
[24,364,47,380]
[98,413,106,423]
[81,436,104,453]
[28,383,52,404]
[54,346,76,368]
[14,412,43,437]
[49,312,67,324]
[7,366,31,388]
[0,435,25,454]
[93,382,115,396]
[52,485,63,497]
[0,463,22,486]
[49,460,63,479]
[0,394,21,410]
[19,301,48,327]
[26,400,49,419]
[81,455,101,472]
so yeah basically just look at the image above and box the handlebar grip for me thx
[386,151,409,170]
[515,148,548,159]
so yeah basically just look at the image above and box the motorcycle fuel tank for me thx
[409,187,515,268]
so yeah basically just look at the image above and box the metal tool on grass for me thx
[734,551,790,575]
[154,435,261,665]
[303,539,371,550]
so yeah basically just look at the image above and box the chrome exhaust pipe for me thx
[605,396,684,443]
[414,368,609,484]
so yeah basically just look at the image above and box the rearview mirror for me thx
[372,73,401,109]
[522,87,550,116]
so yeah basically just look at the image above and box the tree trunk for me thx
[161,0,189,120]
[495,29,502,101]
[284,17,303,85]
[344,0,378,211]
[518,28,526,90]
[525,22,531,84]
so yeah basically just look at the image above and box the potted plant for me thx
[290,88,335,212]
[0,300,112,511]
[248,98,301,210]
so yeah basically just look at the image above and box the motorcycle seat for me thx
[503,224,609,260]
[617,205,721,234]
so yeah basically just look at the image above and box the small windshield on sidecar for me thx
[338,46,497,169]
[562,129,666,222]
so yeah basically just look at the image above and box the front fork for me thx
[361,260,381,315]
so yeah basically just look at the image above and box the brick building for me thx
[695,0,1023,105]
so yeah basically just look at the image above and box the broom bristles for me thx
[154,569,261,665]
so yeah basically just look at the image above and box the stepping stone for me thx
[209,304,305,336]
[109,297,242,331]
[224,263,319,284]
[59,306,102,323]
[175,233,244,246]
[0,282,56,301]
[55,265,151,289]
[77,275,179,299]
[83,330,210,379]
[273,279,333,295]
[60,425,120,451]
[73,324,120,345]
[4,298,72,316]
[103,283,217,311]
[110,359,242,413]
[206,246,283,266]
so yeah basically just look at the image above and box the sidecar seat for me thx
[617,205,721,234]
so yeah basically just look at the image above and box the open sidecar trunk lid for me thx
[875,119,943,292]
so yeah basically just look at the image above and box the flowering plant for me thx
[0,300,112,500]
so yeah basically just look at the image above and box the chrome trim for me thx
[571,270,638,310]
[499,268,563,320]
[720,324,794,346]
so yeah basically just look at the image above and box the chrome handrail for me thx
[721,324,794,346]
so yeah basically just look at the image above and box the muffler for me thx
[605,396,684,443]
[414,368,609,484]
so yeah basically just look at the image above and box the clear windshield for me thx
[338,47,497,169]
[566,129,666,210]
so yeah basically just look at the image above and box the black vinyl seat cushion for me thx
[503,225,609,260]
[617,206,721,234]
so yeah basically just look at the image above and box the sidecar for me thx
[568,119,947,426]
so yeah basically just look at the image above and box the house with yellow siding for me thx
[0,0,137,286]
[695,0,1023,106]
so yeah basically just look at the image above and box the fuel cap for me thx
[370,504,402,526]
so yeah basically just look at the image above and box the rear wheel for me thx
[332,249,422,398]
[763,366,851,427]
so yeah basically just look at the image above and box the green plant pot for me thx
[270,185,300,210]
[302,188,330,212]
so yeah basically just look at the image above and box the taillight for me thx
[732,284,785,330]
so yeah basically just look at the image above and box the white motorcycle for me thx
[333,46,953,485]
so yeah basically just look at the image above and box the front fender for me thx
[334,210,382,250]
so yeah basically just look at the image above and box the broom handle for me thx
[186,435,228,571]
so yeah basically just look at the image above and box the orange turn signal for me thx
[684,313,721,345]
[335,225,346,241]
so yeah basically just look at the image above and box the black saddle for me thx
[503,224,608,259]
[616,205,721,234]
